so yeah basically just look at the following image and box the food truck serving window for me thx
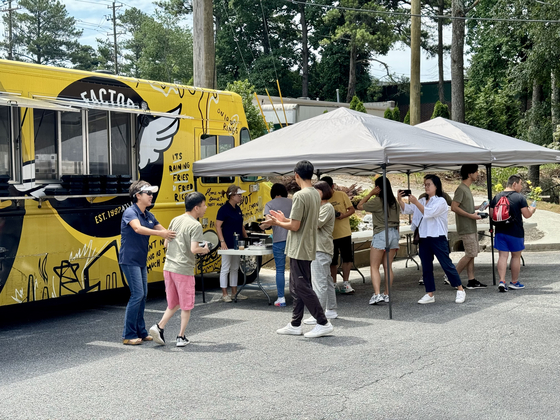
[200,134,234,184]
[0,105,21,181]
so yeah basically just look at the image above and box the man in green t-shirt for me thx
[451,164,486,289]
[149,192,210,347]
[266,160,334,338]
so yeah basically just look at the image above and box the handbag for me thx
[412,218,423,245]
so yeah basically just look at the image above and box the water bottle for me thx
[531,200,537,208]
[233,233,239,250]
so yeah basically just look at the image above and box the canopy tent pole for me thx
[486,164,496,286]
[382,165,393,320]
[194,176,206,303]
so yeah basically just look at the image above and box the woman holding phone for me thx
[358,177,400,305]
[398,174,466,305]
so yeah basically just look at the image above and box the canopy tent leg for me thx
[382,166,393,320]
[486,164,496,286]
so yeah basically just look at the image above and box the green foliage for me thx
[349,214,361,232]
[392,106,400,122]
[384,108,393,119]
[403,110,410,125]
[5,0,82,65]
[349,95,367,113]
[491,167,525,193]
[226,80,271,139]
[431,100,450,119]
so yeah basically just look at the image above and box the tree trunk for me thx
[193,0,216,89]
[410,0,421,125]
[450,0,465,122]
[300,2,309,98]
[529,80,543,186]
[346,42,357,103]
[437,0,445,103]
[552,72,559,130]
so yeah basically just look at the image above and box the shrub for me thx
[431,100,450,119]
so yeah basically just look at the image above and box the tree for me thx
[431,100,450,119]
[349,95,367,113]
[69,45,101,71]
[226,80,271,139]
[6,0,82,65]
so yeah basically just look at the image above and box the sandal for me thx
[142,335,153,342]
[122,338,142,345]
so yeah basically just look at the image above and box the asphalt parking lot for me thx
[1,249,559,419]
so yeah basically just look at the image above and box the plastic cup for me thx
[238,240,245,250]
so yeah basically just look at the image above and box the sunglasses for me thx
[140,191,153,196]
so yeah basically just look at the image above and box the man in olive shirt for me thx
[321,176,356,294]
[267,161,334,338]
[451,164,486,289]
[149,192,210,347]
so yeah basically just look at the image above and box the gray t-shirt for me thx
[163,213,204,276]
[264,197,292,243]
[317,202,335,256]
[285,187,320,261]
[363,197,400,235]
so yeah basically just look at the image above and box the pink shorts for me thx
[163,271,196,311]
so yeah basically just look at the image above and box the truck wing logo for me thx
[139,105,182,169]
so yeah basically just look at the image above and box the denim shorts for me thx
[371,227,400,250]
[494,233,525,253]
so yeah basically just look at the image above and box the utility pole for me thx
[409,0,421,125]
[1,0,20,60]
[193,0,216,88]
[107,1,122,74]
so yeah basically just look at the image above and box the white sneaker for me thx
[220,294,232,303]
[383,294,389,303]
[418,276,424,285]
[276,323,303,335]
[443,274,450,285]
[176,336,189,347]
[339,281,355,294]
[304,322,334,338]
[274,297,286,307]
[303,316,317,325]
[368,294,383,305]
[418,294,435,304]
[233,293,248,300]
[325,309,338,319]
[455,290,466,303]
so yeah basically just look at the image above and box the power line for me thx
[283,0,560,24]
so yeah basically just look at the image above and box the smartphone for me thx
[402,189,412,197]
[479,200,489,211]
[478,212,489,219]
[335,211,342,218]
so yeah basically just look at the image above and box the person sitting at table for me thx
[357,176,399,306]
[260,183,293,307]
[398,174,466,305]
[216,184,249,302]
[304,180,338,324]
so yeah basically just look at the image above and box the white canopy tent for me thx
[194,108,495,319]
[193,108,494,177]
[417,117,560,286]
[416,117,560,166]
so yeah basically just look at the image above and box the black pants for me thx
[290,258,328,327]
[419,236,462,293]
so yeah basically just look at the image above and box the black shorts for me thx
[331,235,353,265]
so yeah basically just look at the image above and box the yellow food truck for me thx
[0,59,268,308]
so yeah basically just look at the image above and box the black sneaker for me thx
[149,323,165,345]
[466,279,487,289]
[176,336,190,347]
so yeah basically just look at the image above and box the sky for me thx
[3,0,454,85]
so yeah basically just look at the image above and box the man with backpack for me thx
[489,175,536,292]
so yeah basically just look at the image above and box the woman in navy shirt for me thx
[216,184,248,302]
[120,180,176,345]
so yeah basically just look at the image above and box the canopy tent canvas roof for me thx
[416,117,560,167]
[193,108,493,178]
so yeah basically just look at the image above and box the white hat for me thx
[139,185,159,194]
[229,187,246,196]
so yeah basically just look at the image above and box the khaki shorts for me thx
[460,233,479,258]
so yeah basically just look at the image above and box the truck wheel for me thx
[238,255,261,284]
